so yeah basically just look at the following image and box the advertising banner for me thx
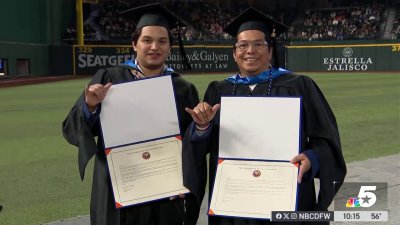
[73,45,237,75]
[287,43,400,71]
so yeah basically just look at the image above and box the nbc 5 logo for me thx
[346,186,377,208]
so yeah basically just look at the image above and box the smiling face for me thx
[233,30,272,77]
[132,26,171,74]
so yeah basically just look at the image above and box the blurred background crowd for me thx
[62,0,400,44]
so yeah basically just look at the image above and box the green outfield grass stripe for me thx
[0,73,398,225]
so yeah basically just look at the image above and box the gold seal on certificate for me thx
[252,170,261,177]
[142,152,151,160]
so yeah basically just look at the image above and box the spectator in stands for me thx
[62,3,200,225]
[391,16,399,39]
[63,25,76,41]
[183,7,346,225]
[337,28,344,40]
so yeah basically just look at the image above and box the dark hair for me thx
[131,27,174,46]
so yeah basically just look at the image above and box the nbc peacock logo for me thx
[346,197,361,208]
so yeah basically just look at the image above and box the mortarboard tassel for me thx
[177,24,192,71]
[271,27,280,69]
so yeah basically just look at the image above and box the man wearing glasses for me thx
[183,7,346,225]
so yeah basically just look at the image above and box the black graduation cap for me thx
[121,3,192,70]
[224,7,289,68]
[224,7,288,41]
[121,3,186,30]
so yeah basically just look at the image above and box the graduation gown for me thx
[62,66,200,225]
[182,72,346,225]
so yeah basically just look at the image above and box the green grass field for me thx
[0,72,399,225]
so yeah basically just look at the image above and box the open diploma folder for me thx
[208,96,301,219]
[99,75,189,208]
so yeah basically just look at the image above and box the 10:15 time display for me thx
[342,212,360,220]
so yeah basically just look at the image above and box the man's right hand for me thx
[185,102,220,128]
[84,82,112,112]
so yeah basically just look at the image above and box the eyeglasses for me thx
[235,41,269,51]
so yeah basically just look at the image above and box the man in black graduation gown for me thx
[183,7,347,225]
[62,3,200,225]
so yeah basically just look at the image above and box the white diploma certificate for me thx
[106,136,188,207]
[100,76,189,208]
[100,76,180,148]
[218,97,301,160]
[209,160,298,219]
[209,96,301,219]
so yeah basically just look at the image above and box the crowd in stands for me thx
[63,0,399,44]
[96,0,135,40]
[63,24,98,41]
[92,0,238,43]
[166,1,237,41]
[291,1,385,41]
[392,7,400,39]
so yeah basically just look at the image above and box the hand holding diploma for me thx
[290,153,311,183]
